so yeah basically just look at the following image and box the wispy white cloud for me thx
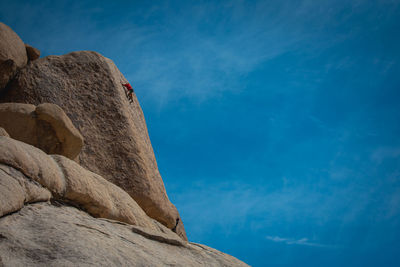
[173,171,400,243]
[371,147,400,164]
[265,235,333,248]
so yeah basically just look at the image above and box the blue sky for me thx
[1,0,400,266]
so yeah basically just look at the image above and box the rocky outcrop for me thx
[35,103,83,159]
[0,103,83,160]
[0,136,177,235]
[0,203,248,267]
[0,136,249,265]
[0,164,52,217]
[25,44,40,61]
[0,23,249,266]
[1,51,186,239]
[0,22,27,90]
[0,136,66,197]
[51,154,160,232]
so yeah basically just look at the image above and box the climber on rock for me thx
[121,82,134,103]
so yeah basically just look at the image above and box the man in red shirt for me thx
[122,82,134,103]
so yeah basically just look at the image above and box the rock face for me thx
[25,44,40,61]
[0,136,248,266]
[0,164,51,218]
[0,22,27,90]
[0,102,84,160]
[0,23,249,266]
[0,136,171,235]
[0,51,186,239]
[0,203,248,267]
[0,59,18,90]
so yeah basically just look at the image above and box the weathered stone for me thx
[0,51,186,239]
[0,136,180,241]
[0,22,27,91]
[35,103,83,159]
[0,136,66,196]
[0,23,27,67]
[0,103,37,143]
[51,154,162,232]
[0,127,9,137]
[0,203,249,267]
[0,102,83,160]
[0,164,51,217]
[25,44,40,61]
[0,59,17,89]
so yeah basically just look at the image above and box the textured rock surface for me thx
[0,136,180,238]
[35,103,84,159]
[1,51,186,239]
[0,127,8,137]
[51,154,160,232]
[0,164,51,217]
[0,136,66,196]
[0,59,17,89]
[0,23,27,90]
[25,44,40,61]
[0,102,84,160]
[0,203,248,267]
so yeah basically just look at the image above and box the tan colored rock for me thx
[0,102,83,160]
[0,51,187,239]
[0,22,27,90]
[25,44,40,61]
[0,59,17,89]
[0,23,27,67]
[0,166,26,217]
[51,154,160,232]
[0,136,180,241]
[0,103,37,142]
[36,103,83,159]
[0,136,66,196]
[0,127,9,137]
[0,203,249,266]
[0,164,51,217]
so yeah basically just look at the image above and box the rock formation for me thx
[0,22,249,265]
[0,136,182,240]
[0,202,248,266]
[1,51,186,239]
[0,22,27,90]
[0,135,248,266]
[0,102,83,160]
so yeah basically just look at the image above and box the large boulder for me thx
[0,22,27,90]
[0,164,51,217]
[0,203,248,266]
[51,154,162,232]
[0,136,66,196]
[0,136,181,237]
[1,51,186,239]
[0,102,84,160]
[0,136,249,266]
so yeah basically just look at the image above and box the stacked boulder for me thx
[0,22,39,90]
[0,103,83,160]
[0,22,249,266]
[1,51,187,239]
